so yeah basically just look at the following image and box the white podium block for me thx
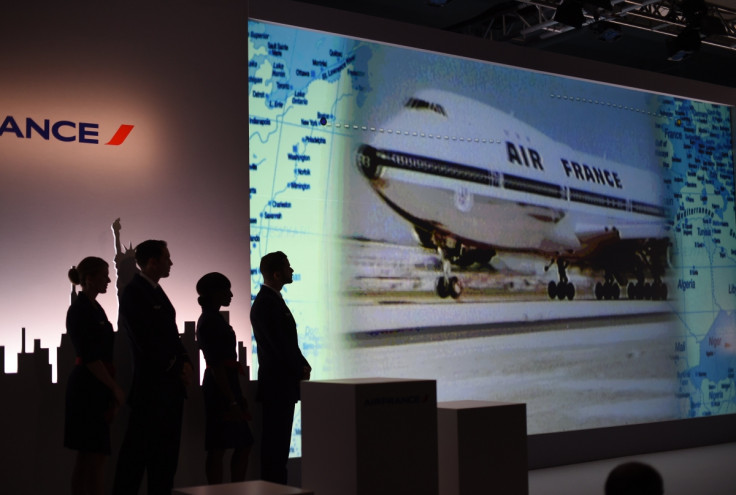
[438,401,528,495]
[173,480,313,495]
[302,378,439,495]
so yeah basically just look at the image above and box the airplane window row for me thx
[503,174,563,199]
[378,149,663,218]
[569,188,628,212]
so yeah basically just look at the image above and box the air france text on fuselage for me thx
[506,140,623,189]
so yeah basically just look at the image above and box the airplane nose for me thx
[355,144,382,179]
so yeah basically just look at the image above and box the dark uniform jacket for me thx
[250,286,310,403]
[119,273,190,408]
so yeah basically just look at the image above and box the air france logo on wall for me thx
[0,115,134,145]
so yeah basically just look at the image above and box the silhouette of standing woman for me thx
[64,257,125,495]
[196,272,253,484]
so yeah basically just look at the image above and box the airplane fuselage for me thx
[356,90,668,258]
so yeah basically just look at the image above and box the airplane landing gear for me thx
[595,272,620,300]
[435,253,462,299]
[627,280,667,300]
[624,254,667,300]
[621,242,669,300]
[595,281,620,300]
[654,280,668,300]
[548,280,575,300]
[545,257,574,300]
[436,275,462,299]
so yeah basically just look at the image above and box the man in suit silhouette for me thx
[250,251,311,484]
[113,240,193,495]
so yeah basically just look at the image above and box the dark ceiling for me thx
[293,0,736,87]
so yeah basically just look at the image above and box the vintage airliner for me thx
[355,90,670,300]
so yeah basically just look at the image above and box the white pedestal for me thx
[437,400,528,495]
[302,378,439,495]
[173,480,313,495]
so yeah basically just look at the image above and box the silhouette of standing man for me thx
[113,240,193,495]
[250,251,311,484]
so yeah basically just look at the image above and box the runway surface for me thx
[334,308,681,435]
[331,238,684,435]
[346,297,673,333]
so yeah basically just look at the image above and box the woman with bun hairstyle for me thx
[64,256,125,495]
[196,272,253,484]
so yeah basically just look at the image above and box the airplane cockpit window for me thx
[405,97,447,116]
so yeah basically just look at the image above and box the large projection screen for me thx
[249,0,736,460]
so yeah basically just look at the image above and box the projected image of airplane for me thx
[355,90,670,301]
